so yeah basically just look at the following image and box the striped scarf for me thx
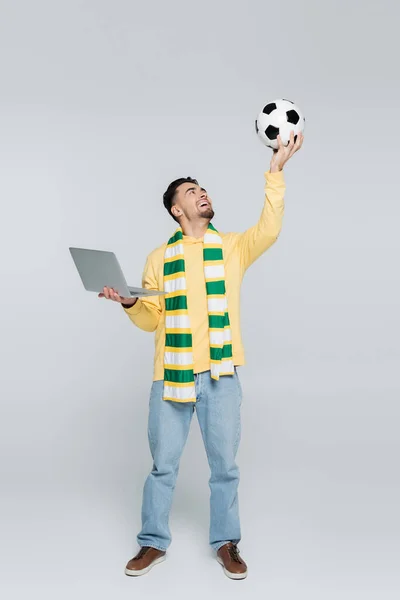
[163,223,234,402]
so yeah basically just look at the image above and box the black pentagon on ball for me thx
[263,102,277,115]
[255,119,259,133]
[286,109,300,125]
[265,124,279,140]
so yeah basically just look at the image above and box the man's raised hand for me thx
[270,131,304,172]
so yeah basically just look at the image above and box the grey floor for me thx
[2,362,399,600]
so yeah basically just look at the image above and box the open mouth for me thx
[198,201,209,208]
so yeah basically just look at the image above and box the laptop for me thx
[69,247,166,298]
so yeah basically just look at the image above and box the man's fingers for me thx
[287,131,302,157]
[271,130,303,168]
[100,287,125,302]
[111,289,124,303]
[292,132,304,154]
[288,141,298,157]
[281,131,294,157]
[104,286,119,301]
[294,132,302,147]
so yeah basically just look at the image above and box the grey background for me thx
[0,0,399,598]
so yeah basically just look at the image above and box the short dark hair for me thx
[163,177,198,222]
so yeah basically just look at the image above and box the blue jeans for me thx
[137,369,242,552]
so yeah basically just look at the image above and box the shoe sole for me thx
[125,555,166,577]
[216,556,248,580]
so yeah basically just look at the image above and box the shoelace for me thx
[227,544,242,563]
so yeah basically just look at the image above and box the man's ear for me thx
[171,205,181,220]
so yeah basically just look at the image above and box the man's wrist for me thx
[122,298,138,308]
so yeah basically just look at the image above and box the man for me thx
[100,132,303,579]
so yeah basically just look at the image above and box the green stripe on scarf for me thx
[206,280,226,295]
[210,344,233,361]
[209,314,229,329]
[203,247,224,261]
[165,295,188,311]
[165,333,192,348]
[164,259,185,276]
[164,368,195,384]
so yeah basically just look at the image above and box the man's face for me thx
[171,182,214,223]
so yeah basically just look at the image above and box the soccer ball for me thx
[255,99,305,150]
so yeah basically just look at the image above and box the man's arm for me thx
[236,130,304,272]
[122,254,162,332]
[236,169,285,272]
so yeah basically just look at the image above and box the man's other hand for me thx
[98,286,138,307]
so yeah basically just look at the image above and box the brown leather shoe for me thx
[217,542,248,579]
[125,546,166,577]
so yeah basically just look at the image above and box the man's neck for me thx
[181,220,210,239]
